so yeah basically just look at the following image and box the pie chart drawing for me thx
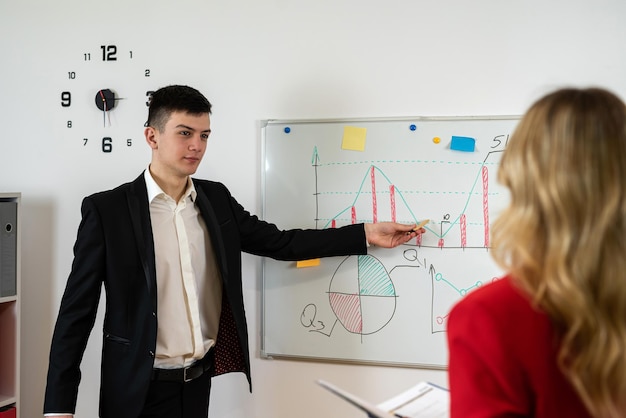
[327,254,397,336]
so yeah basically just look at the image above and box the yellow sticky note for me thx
[342,126,367,151]
[296,258,321,268]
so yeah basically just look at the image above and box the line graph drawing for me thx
[262,117,518,368]
[314,149,505,250]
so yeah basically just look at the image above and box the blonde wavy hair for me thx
[491,87,626,417]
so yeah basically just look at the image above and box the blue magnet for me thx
[284,127,291,134]
[409,124,417,131]
[450,136,476,152]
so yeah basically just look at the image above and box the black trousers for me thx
[139,360,213,418]
[139,371,212,418]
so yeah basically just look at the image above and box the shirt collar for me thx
[144,166,197,203]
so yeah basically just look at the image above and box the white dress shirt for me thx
[145,168,223,369]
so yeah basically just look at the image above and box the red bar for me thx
[482,166,490,247]
[370,166,378,223]
[460,214,467,248]
[389,185,396,222]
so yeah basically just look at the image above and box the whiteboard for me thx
[261,116,519,369]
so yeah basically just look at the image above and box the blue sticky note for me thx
[450,136,476,152]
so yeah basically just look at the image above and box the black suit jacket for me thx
[44,172,367,418]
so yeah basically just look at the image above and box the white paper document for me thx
[317,379,449,418]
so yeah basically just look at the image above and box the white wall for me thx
[1,0,625,417]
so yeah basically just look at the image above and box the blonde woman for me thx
[447,87,626,418]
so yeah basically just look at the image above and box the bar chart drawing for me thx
[316,149,503,250]
[262,116,519,368]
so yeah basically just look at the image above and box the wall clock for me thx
[58,44,157,154]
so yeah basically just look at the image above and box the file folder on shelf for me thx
[0,201,17,298]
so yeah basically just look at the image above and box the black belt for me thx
[151,348,215,383]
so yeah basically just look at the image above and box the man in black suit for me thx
[43,85,423,418]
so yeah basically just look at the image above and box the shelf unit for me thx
[0,193,20,418]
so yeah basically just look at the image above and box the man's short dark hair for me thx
[147,85,212,131]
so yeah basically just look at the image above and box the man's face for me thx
[147,111,211,179]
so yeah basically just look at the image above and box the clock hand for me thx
[99,90,107,127]
[95,89,116,127]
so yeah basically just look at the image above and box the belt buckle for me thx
[183,364,201,382]
[183,366,193,382]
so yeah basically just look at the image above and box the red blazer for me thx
[447,276,591,418]
[44,173,367,418]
